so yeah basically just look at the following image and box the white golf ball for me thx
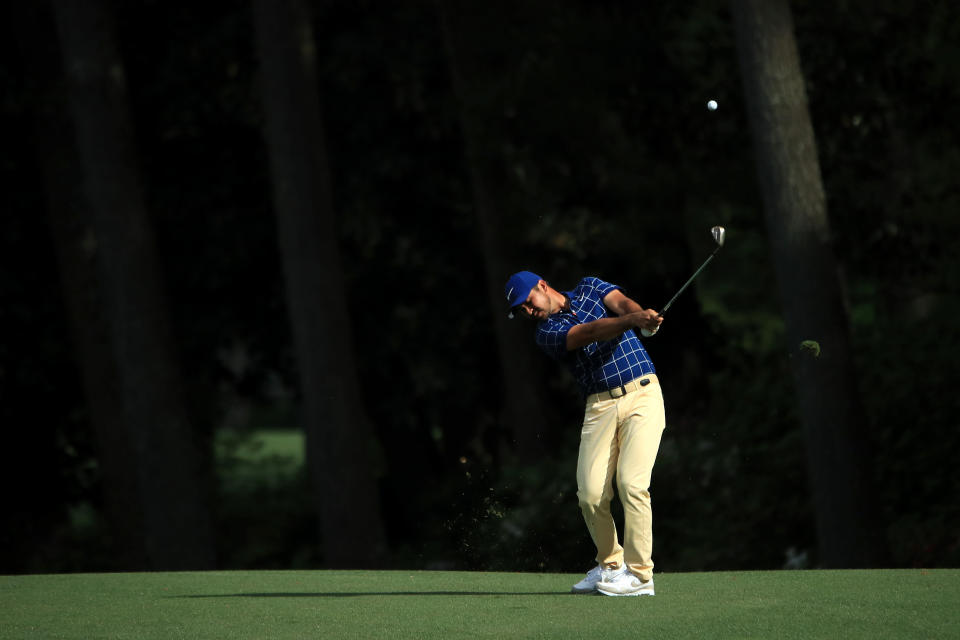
[707,100,718,111]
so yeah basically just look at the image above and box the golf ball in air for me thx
[707,100,718,111]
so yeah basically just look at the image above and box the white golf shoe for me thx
[597,569,655,597]
[571,564,603,593]
[571,564,626,594]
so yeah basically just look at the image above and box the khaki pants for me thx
[576,374,665,583]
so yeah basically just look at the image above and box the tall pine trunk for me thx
[731,0,886,567]
[14,1,147,570]
[436,1,548,460]
[252,0,387,567]
[52,0,215,569]
[36,85,149,571]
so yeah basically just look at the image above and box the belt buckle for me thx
[608,384,628,399]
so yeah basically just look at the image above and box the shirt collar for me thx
[558,293,578,317]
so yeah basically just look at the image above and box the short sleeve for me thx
[582,277,619,301]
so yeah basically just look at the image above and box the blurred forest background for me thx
[2,0,958,574]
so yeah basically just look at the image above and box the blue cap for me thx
[505,271,542,318]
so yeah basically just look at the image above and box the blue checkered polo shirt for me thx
[534,277,656,396]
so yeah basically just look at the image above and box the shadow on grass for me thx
[178,591,573,598]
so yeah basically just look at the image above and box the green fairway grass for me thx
[1,569,956,639]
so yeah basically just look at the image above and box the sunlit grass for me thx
[1,569,957,639]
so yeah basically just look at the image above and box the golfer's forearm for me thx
[616,299,647,315]
[566,317,634,350]
[603,289,654,316]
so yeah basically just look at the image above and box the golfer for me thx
[505,271,665,597]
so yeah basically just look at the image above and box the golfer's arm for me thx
[565,290,662,350]
[603,289,652,316]
[604,289,662,327]
[565,316,637,351]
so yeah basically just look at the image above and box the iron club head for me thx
[711,225,726,248]
[656,225,728,317]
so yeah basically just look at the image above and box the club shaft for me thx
[660,248,720,314]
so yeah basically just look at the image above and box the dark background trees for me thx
[732,0,886,568]
[1,0,957,574]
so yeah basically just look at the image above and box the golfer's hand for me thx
[623,311,661,333]
[634,310,662,337]
[629,309,661,331]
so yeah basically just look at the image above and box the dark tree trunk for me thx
[731,0,886,567]
[436,1,548,460]
[14,0,147,570]
[52,0,216,570]
[252,0,388,567]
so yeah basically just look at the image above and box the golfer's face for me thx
[517,286,550,321]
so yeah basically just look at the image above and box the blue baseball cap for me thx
[505,271,542,318]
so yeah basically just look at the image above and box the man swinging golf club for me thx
[505,271,665,596]
[505,227,724,597]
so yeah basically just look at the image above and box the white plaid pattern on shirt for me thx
[534,277,656,395]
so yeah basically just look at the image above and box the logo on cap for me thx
[504,271,543,318]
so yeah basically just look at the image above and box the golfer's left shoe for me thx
[596,570,655,597]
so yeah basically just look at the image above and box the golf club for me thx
[641,225,725,336]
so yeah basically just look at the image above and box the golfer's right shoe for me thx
[571,565,603,593]
[571,564,626,594]
[597,570,655,597]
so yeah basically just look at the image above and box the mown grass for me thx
[1,569,956,639]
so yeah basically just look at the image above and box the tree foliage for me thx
[1,0,957,573]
